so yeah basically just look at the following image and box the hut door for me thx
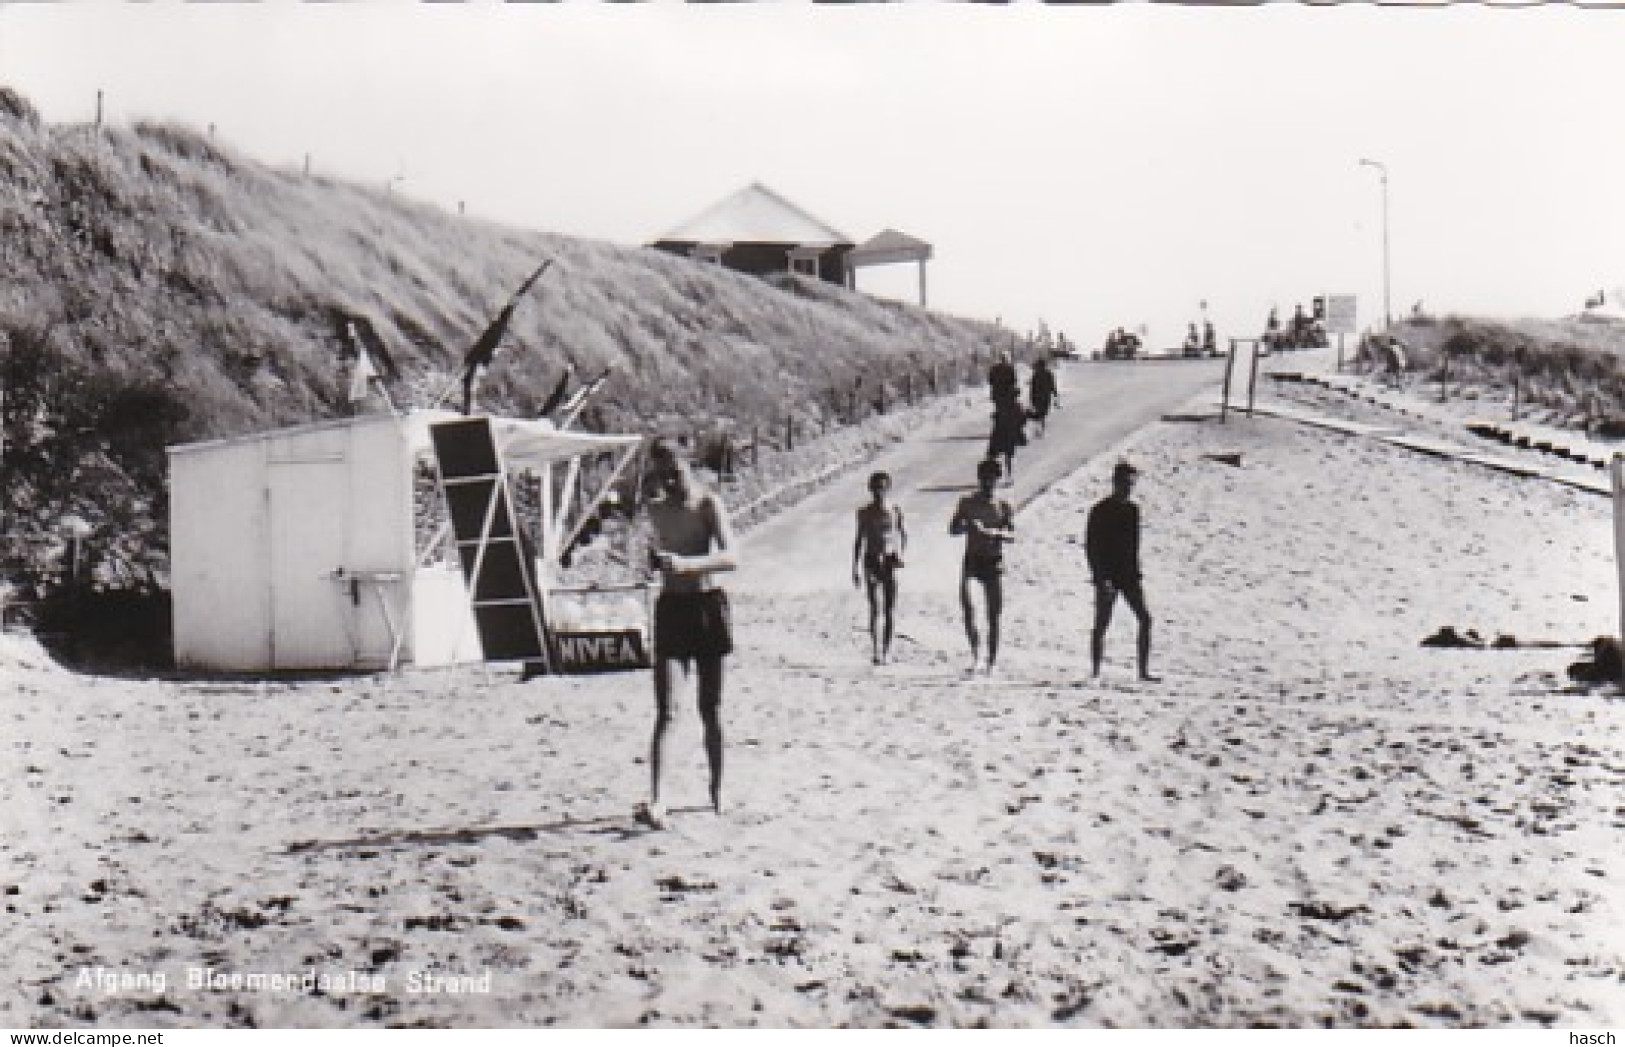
[268,458,352,670]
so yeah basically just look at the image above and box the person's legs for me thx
[959,572,981,669]
[984,574,1004,671]
[1121,582,1156,681]
[696,655,726,813]
[646,655,682,825]
[864,572,883,663]
[1090,583,1117,677]
[879,572,898,662]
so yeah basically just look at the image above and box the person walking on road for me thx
[640,438,739,829]
[950,458,1016,675]
[1028,356,1059,437]
[1086,461,1157,682]
[988,349,1019,406]
[852,471,908,665]
[987,394,1027,483]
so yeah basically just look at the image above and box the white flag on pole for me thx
[347,341,379,403]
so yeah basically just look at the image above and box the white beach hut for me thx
[167,409,641,673]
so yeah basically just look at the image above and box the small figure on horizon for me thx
[852,471,908,665]
[1028,355,1059,437]
[1086,460,1156,682]
[950,458,1016,675]
[1202,319,1217,355]
[1291,303,1309,346]
[639,438,738,830]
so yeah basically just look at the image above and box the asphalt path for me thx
[733,357,1229,596]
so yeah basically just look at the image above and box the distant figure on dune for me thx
[639,438,739,830]
[1028,356,1059,437]
[852,471,909,665]
[1086,461,1157,682]
[950,458,1016,675]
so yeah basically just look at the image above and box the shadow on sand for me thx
[283,807,717,854]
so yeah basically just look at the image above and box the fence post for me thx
[1614,455,1625,680]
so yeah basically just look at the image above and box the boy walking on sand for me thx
[853,471,908,665]
[950,458,1016,674]
[1086,461,1157,682]
[639,439,738,829]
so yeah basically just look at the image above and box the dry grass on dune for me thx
[1392,314,1625,429]
[1,84,1009,598]
[1,97,1006,441]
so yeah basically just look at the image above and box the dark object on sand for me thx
[1202,452,1243,467]
[1421,626,1484,649]
[1567,636,1623,684]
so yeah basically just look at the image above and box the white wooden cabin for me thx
[167,410,639,673]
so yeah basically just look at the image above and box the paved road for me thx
[733,357,1228,596]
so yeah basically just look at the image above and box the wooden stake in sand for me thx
[1614,454,1625,679]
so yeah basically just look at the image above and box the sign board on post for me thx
[1221,339,1261,422]
[1324,295,1358,335]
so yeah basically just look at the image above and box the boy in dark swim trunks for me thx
[852,471,908,665]
[639,438,738,828]
[949,458,1016,675]
[1086,460,1157,682]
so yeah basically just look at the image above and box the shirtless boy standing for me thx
[852,471,908,665]
[949,458,1016,674]
[640,439,738,828]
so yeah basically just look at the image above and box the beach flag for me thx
[555,367,612,426]
[459,259,552,415]
[537,364,575,419]
[347,343,379,403]
[340,314,398,407]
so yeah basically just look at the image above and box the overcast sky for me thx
[4,2,1623,348]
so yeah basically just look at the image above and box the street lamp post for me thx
[1357,158,1391,331]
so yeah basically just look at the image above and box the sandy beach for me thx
[4,377,1623,1028]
